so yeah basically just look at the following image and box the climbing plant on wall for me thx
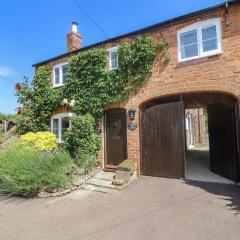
[64,36,169,122]
[16,36,169,156]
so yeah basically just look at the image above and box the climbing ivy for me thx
[64,36,169,121]
[16,36,169,137]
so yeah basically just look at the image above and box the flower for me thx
[17,107,22,115]
[62,99,68,105]
[16,83,21,90]
[25,118,30,126]
[69,99,76,107]
[26,94,31,100]
[68,112,73,117]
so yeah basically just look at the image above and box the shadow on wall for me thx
[185,180,240,215]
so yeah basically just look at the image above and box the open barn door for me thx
[208,103,239,182]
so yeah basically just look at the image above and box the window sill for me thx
[109,67,119,71]
[178,51,223,63]
[52,84,65,89]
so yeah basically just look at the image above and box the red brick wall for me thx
[36,3,240,174]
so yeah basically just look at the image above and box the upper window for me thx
[177,19,222,62]
[108,46,118,70]
[53,62,68,87]
[51,113,72,143]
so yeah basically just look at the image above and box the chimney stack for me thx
[67,22,82,52]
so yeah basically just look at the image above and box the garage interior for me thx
[141,92,240,183]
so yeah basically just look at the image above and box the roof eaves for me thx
[33,0,238,67]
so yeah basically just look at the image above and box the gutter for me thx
[33,0,238,67]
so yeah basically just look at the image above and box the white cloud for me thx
[0,66,13,77]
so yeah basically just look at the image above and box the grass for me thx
[0,143,73,197]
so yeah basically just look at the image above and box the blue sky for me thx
[0,0,224,114]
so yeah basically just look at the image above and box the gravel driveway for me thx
[0,176,240,240]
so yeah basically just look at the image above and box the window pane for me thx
[202,26,217,41]
[203,39,218,52]
[54,68,60,84]
[181,45,198,59]
[110,51,118,69]
[53,119,59,139]
[61,117,70,138]
[62,65,68,84]
[180,30,197,46]
[180,30,198,59]
[202,26,218,52]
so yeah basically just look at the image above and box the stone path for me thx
[186,145,234,184]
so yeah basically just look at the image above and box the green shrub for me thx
[20,131,58,151]
[0,143,73,197]
[63,114,101,159]
[0,129,4,140]
[75,153,99,169]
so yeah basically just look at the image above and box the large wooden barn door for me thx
[208,103,239,182]
[105,109,127,168]
[141,101,185,178]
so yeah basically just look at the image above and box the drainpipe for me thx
[225,1,229,27]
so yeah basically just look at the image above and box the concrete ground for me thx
[186,145,234,184]
[1,177,240,240]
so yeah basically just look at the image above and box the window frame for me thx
[108,46,119,70]
[51,113,72,143]
[177,18,223,62]
[52,62,69,88]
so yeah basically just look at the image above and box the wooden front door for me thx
[105,109,127,168]
[141,101,185,178]
[208,103,239,182]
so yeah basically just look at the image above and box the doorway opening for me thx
[185,108,233,184]
[140,92,240,183]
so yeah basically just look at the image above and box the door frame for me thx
[104,108,128,170]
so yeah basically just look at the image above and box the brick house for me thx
[33,1,240,183]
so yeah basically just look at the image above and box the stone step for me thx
[86,178,123,191]
[93,171,116,181]
[82,184,120,194]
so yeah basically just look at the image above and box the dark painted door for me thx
[105,109,127,167]
[208,103,239,182]
[141,101,185,178]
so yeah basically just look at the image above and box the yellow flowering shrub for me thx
[20,132,58,151]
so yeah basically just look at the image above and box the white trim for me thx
[107,46,119,70]
[52,62,68,88]
[177,18,223,62]
[51,112,72,143]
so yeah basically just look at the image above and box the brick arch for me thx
[134,83,240,108]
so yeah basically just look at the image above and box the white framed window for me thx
[51,113,72,143]
[108,46,118,70]
[177,19,223,62]
[53,62,68,87]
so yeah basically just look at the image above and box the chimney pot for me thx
[72,22,78,33]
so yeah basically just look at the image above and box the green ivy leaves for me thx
[16,36,169,136]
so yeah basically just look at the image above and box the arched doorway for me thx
[140,92,240,183]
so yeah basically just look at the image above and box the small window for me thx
[178,19,222,62]
[51,113,71,143]
[53,63,68,87]
[108,47,118,70]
